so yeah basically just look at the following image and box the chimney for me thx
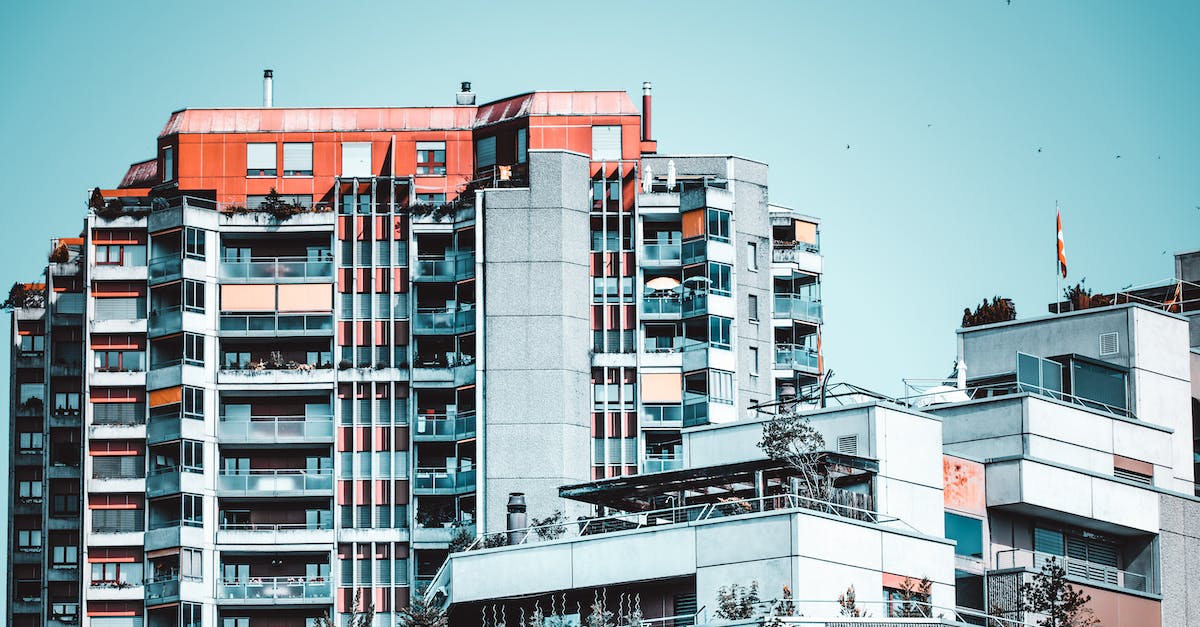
[263,69,274,107]
[641,81,652,141]
[506,492,527,546]
[457,81,476,106]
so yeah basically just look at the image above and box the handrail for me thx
[219,522,333,531]
[734,599,1034,627]
[897,381,1135,419]
[218,468,332,476]
[994,548,1151,593]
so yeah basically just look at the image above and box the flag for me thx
[1056,210,1067,278]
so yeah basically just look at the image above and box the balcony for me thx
[217,576,332,604]
[412,412,476,441]
[148,306,183,336]
[217,469,334,497]
[146,466,204,498]
[217,364,336,385]
[772,241,823,274]
[413,254,473,282]
[642,453,684,474]
[218,415,334,444]
[91,263,148,282]
[413,466,476,494]
[412,354,475,385]
[216,520,334,545]
[642,295,682,318]
[219,313,333,336]
[412,307,475,335]
[640,241,682,266]
[995,548,1154,594]
[144,575,181,604]
[148,256,182,283]
[775,343,819,372]
[642,405,683,428]
[220,257,333,282]
[773,294,822,325]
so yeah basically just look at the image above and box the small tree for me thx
[447,525,474,553]
[838,585,866,617]
[1,283,45,311]
[1062,279,1113,312]
[758,409,828,501]
[530,510,568,541]
[399,588,449,627]
[764,584,799,626]
[88,187,106,210]
[962,296,1017,327]
[314,589,374,627]
[49,242,70,263]
[714,581,761,620]
[1021,558,1100,627]
[893,576,933,617]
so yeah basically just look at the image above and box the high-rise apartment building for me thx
[6,80,824,627]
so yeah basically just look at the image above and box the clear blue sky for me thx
[0,0,1196,596]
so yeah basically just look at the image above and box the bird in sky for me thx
[1115,155,1121,159]
[845,144,851,150]
[1037,147,1042,153]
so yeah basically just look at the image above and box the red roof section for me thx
[159,91,639,137]
[118,159,159,189]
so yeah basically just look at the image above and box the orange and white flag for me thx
[1057,210,1067,278]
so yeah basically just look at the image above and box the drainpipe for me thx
[506,493,527,546]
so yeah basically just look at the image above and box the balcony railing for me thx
[413,412,476,440]
[642,295,682,317]
[219,520,333,532]
[148,306,183,335]
[219,313,333,335]
[775,344,819,371]
[412,307,475,334]
[218,415,334,442]
[217,576,332,601]
[773,294,822,324]
[220,256,334,282]
[148,256,182,281]
[642,454,684,473]
[145,575,180,602]
[216,469,334,495]
[413,254,474,281]
[642,405,683,426]
[994,549,1153,594]
[413,467,476,492]
[641,241,682,265]
[772,240,820,263]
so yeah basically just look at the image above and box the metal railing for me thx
[220,256,333,281]
[219,520,333,532]
[413,307,475,333]
[217,576,332,601]
[414,254,474,280]
[773,294,822,323]
[642,405,683,425]
[148,256,182,280]
[219,313,333,335]
[995,548,1151,593]
[148,305,182,334]
[725,599,1034,627]
[897,381,1135,420]
[413,467,477,492]
[771,241,820,264]
[641,241,682,264]
[144,575,180,601]
[642,295,682,316]
[218,415,334,441]
[775,344,819,370]
[642,454,684,473]
[413,412,477,439]
[216,469,334,494]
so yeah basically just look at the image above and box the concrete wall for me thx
[1158,492,1200,626]
[480,150,593,532]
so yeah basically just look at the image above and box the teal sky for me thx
[0,0,1197,596]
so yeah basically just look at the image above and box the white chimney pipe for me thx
[263,69,274,107]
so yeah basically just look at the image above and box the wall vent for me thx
[837,435,858,456]
[1113,467,1152,485]
[1099,332,1119,356]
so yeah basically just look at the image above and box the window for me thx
[709,316,732,350]
[183,280,205,313]
[749,346,759,376]
[709,262,732,296]
[182,601,203,627]
[18,432,43,452]
[748,294,759,321]
[416,193,446,206]
[19,334,44,353]
[476,136,497,168]
[224,618,250,627]
[54,391,80,414]
[182,440,203,472]
[163,146,174,182]
[516,128,528,164]
[591,125,622,160]
[945,513,983,558]
[182,494,203,526]
[52,544,78,567]
[747,241,758,271]
[283,142,313,176]
[185,227,205,259]
[91,561,140,586]
[183,333,204,367]
[246,143,277,176]
[183,386,204,420]
[17,529,42,549]
[95,350,144,372]
[1071,359,1127,412]
[181,548,202,581]
[709,370,735,405]
[19,479,43,499]
[95,244,144,266]
[707,209,731,243]
[1034,526,1120,569]
[342,142,372,177]
[1016,352,1063,399]
[52,492,80,516]
[417,142,447,175]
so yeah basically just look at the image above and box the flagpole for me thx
[1056,201,1061,314]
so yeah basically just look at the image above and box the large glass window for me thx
[184,227,205,260]
[945,513,983,558]
[283,142,313,176]
[417,141,447,175]
[1016,352,1063,399]
[708,262,732,296]
[246,143,277,177]
[1071,359,1127,412]
[707,209,731,243]
[709,316,732,350]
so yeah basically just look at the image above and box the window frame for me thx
[416,142,447,175]
[246,142,278,177]
[184,227,206,260]
[283,142,314,177]
[183,280,205,313]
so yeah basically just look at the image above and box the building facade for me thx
[6,83,824,627]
